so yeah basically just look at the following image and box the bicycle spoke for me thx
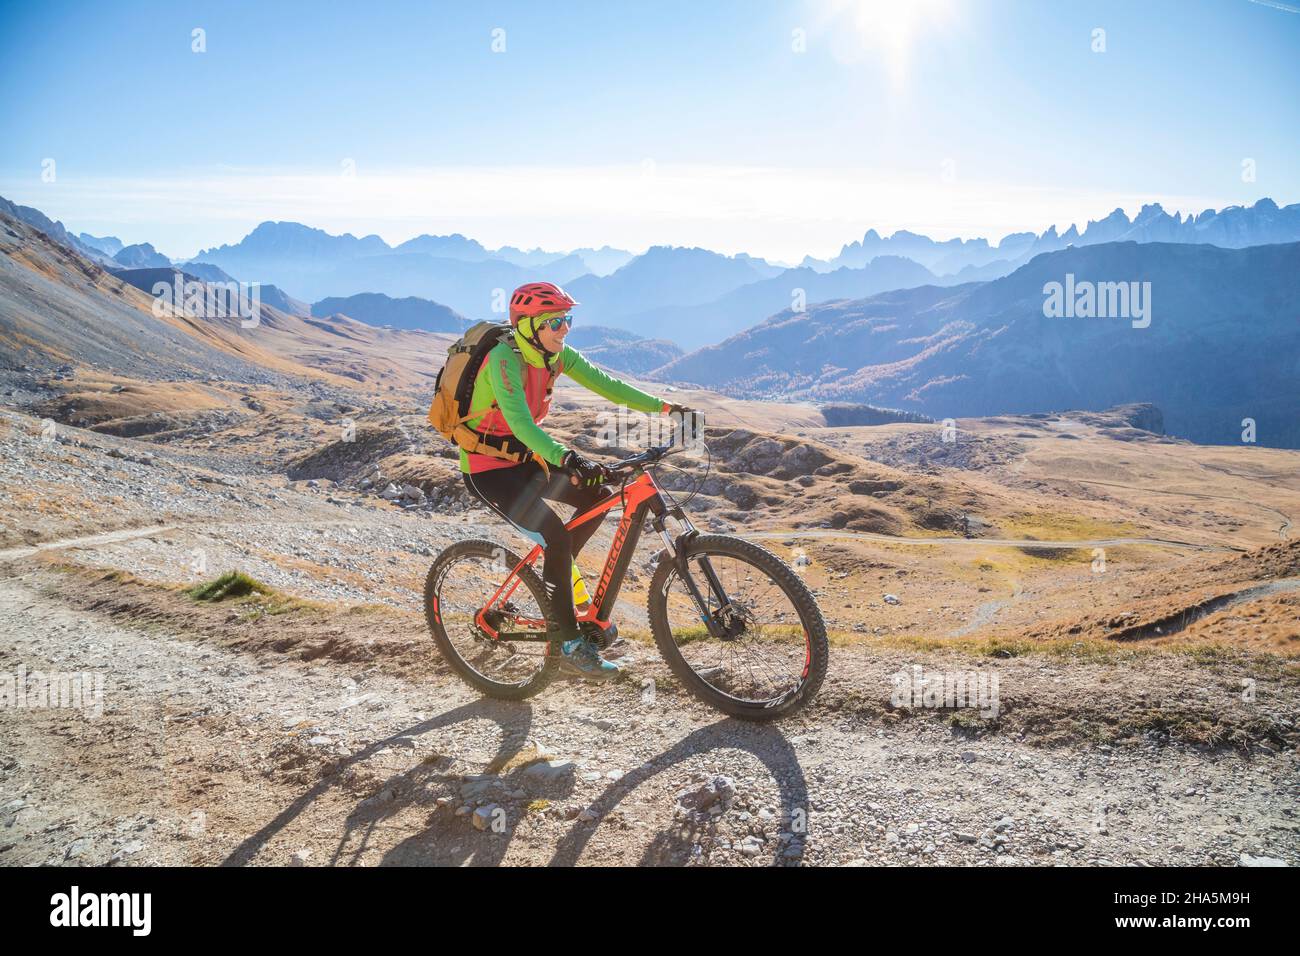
[662,551,811,704]
[432,552,550,687]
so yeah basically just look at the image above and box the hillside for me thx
[654,241,1300,447]
[624,255,939,349]
[0,212,311,388]
[565,246,777,329]
[312,292,468,333]
[0,208,454,397]
[563,325,684,375]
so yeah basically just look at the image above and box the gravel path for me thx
[2,571,1295,868]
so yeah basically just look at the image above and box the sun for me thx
[820,0,955,86]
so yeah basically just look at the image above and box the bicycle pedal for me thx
[580,620,618,650]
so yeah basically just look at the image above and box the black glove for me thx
[560,449,608,488]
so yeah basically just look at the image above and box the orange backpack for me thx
[428,321,558,466]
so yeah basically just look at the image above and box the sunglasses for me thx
[539,313,573,331]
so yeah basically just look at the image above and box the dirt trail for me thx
[1,569,1295,867]
[951,582,1025,638]
[0,525,179,562]
[739,528,1231,552]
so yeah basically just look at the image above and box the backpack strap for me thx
[456,330,515,426]
[452,423,550,474]
[458,337,558,476]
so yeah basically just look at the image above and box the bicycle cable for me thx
[648,437,711,512]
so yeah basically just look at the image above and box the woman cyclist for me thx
[459,281,696,680]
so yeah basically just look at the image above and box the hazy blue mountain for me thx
[614,255,939,350]
[193,221,389,288]
[805,198,1300,280]
[258,285,311,317]
[568,246,635,276]
[564,325,682,376]
[308,253,588,317]
[492,246,574,269]
[733,252,786,279]
[519,254,591,285]
[393,237,599,277]
[393,233,492,260]
[197,221,388,265]
[393,236,598,278]
[654,240,1300,447]
[112,242,171,268]
[311,292,467,332]
[566,246,774,328]
[179,261,238,284]
[826,229,997,272]
[77,233,123,256]
[566,325,646,350]
[192,221,593,307]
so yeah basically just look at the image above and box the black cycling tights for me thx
[462,460,609,633]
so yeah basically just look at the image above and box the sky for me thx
[1,0,1298,262]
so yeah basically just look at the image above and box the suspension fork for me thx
[650,498,732,640]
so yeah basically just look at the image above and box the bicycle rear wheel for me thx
[424,538,558,699]
[647,534,828,720]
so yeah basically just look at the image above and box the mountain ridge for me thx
[652,239,1300,447]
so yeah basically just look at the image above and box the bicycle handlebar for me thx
[586,411,706,478]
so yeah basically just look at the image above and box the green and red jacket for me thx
[460,329,667,474]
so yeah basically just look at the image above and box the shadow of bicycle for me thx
[545,720,810,867]
[220,698,537,867]
[223,697,811,867]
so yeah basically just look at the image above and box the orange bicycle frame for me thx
[473,470,667,639]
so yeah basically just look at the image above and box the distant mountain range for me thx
[188,221,604,314]
[312,292,467,333]
[78,233,123,256]
[566,247,779,328]
[15,192,1293,356]
[5,192,1299,446]
[112,242,171,269]
[616,254,941,349]
[654,239,1300,447]
[565,325,683,375]
[164,197,1300,350]
[805,198,1300,279]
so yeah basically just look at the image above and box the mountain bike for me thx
[423,436,828,720]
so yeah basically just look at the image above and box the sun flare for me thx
[822,0,956,85]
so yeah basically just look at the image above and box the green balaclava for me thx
[515,311,567,367]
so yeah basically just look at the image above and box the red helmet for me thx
[509,281,577,327]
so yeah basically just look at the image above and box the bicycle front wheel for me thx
[647,534,828,720]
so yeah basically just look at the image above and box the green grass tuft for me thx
[187,571,270,602]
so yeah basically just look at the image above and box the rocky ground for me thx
[1,565,1296,868]
[1,396,1298,868]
